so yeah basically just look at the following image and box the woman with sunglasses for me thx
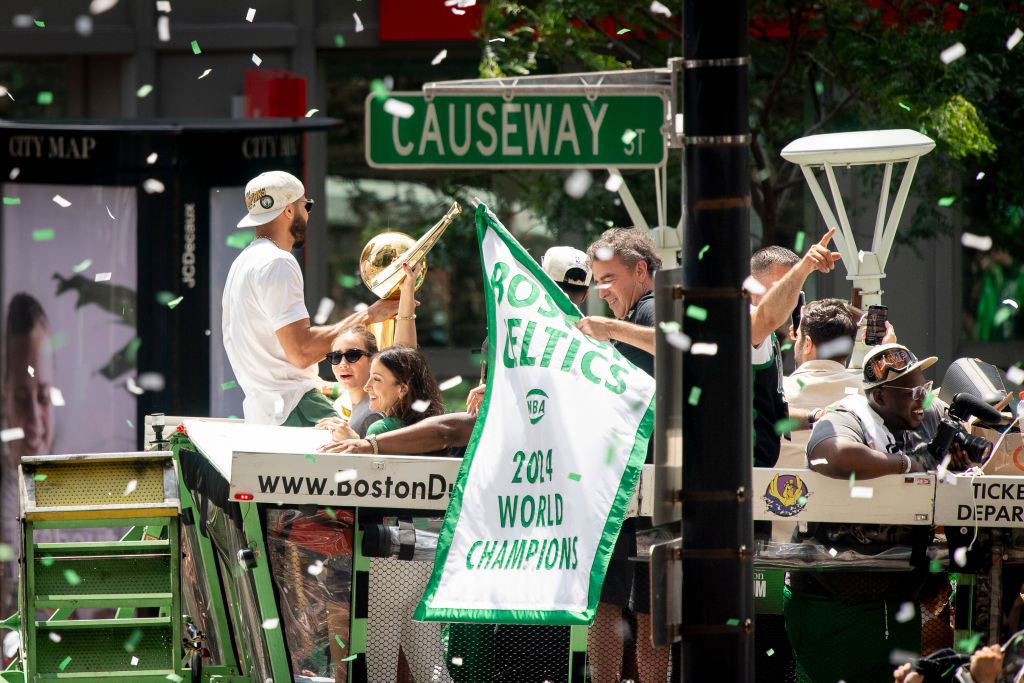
[317,263,421,439]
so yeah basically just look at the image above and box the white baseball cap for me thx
[542,246,592,287]
[237,171,305,228]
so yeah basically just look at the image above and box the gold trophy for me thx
[359,201,462,349]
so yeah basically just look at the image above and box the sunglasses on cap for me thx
[864,347,916,384]
[881,380,933,402]
[325,348,371,365]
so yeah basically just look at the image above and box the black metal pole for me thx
[681,0,753,680]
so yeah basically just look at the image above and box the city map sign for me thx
[365,92,668,169]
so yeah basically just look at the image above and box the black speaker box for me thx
[939,357,1006,405]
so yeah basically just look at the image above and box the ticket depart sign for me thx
[365,92,668,169]
[415,203,655,625]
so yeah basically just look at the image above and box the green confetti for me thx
[40,555,55,567]
[814,81,824,95]
[606,446,615,464]
[726,618,740,626]
[305,454,317,463]
[796,495,808,506]
[63,569,82,586]
[127,419,134,428]
[35,20,45,28]
[167,295,184,309]
[796,378,806,389]
[794,231,806,253]
[849,472,856,488]
[125,628,144,652]
[923,391,936,410]
[659,321,681,333]
[136,84,154,98]
[226,230,255,249]
[336,273,359,288]
[324,507,337,519]
[616,28,631,35]
[191,40,201,54]
[959,2,968,9]
[34,474,47,481]
[956,632,982,653]
[774,418,800,435]
[42,331,68,354]
[898,101,911,111]
[370,78,390,101]
[995,306,1015,326]
[334,34,346,47]
[698,244,710,260]
[930,559,944,573]
[32,228,55,241]
[766,648,775,656]
[621,129,637,145]
[341,654,358,662]
[37,91,53,105]
[73,258,92,272]
[335,634,345,648]
[938,196,956,207]
[685,305,707,321]
[687,387,702,406]
[781,342,793,351]
[756,168,770,182]
[58,656,71,671]
[155,291,175,304]
[0,544,12,561]
[2,197,21,205]
[221,380,237,391]
[124,337,142,363]
[567,472,581,481]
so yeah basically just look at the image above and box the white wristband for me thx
[902,453,912,474]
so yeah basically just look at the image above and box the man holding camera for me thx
[783,343,971,681]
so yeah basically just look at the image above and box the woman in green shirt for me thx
[362,345,445,447]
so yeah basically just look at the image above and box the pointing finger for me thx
[818,227,836,248]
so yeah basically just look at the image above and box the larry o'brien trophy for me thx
[359,201,462,350]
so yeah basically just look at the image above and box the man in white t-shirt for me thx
[223,170,397,426]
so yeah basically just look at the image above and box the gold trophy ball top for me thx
[358,232,427,299]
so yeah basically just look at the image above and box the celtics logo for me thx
[259,195,275,209]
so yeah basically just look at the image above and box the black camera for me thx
[927,392,998,463]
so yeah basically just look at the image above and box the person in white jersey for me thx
[223,170,397,426]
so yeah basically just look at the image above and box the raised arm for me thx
[275,298,400,369]
[392,262,422,348]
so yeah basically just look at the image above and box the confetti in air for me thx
[616,28,631,35]
[1006,366,1024,386]
[251,53,262,66]
[49,387,65,407]
[650,1,672,16]
[353,302,369,313]
[938,196,956,207]
[2,197,20,205]
[439,375,463,391]
[307,560,325,576]
[90,0,119,13]
[261,618,279,630]
[895,602,915,623]
[604,173,624,192]
[74,258,92,272]
[621,129,637,145]
[794,231,806,253]
[685,305,708,321]
[976,171,985,180]
[64,569,82,585]
[960,232,992,251]
[139,372,166,391]
[816,337,853,359]
[304,108,319,117]
[567,473,582,481]
[411,399,431,412]
[940,42,967,64]
[167,295,184,309]
[828,547,838,557]
[221,380,237,391]
[48,632,61,643]
[1003,299,1019,310]
[954,547,968,567]
[198,68,212,79]
[687,387,701,406]
[383,98,415,119]
[191,40,201,54]
[143,178,166,194]
[898,101,911,111]
[742,276,766,296]
[136,84,154,98]
[32,229,55,241]
[0,428,25,443]
[95,272,112,282]
[850,486,874,499]
[564,169,593,198]
[431,50,448,65]
[75,15,94,36]
[690,343,718,356]
[698,244,710,259]
[124,479,138,496]
[313,297,335,324]
[58,656,71,672]
[774,418,800,436]
[353,13,364,32]
[1009,28,1024,51]
[659,321,680,333]
[157,16,170,41]
[246,8,255,21]
[130,656,138,666]
[126,377,144,396]
[334,469,357,483]
[596,247,614,261]
[156,1,172,12]
[106,206,116,219]
[665,331,691,351]
[52,195,72,208]
[8,168,19,180]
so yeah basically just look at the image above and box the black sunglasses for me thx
[303,198,315,213]
[326,348,372,365]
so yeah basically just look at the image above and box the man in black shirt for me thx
[577,227,664,683]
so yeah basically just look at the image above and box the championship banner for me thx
[415,203,655,625]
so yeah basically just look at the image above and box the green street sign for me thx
[365,92,668,169]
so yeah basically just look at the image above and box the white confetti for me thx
[1009,28,1024,51]
[451,657,464,666]
[940,42,966,64]
[52,195,72,208]
[157,15,170,42]
[198,68,212,79]
[245,8,255,22]
[742,275,766,296]
[411,399,430,413]
[49,387,65,407]
[809,458,828,466]
[649,1,672,17]
[895,602,915,623]
[489,38,505,43]
[304,108,319,118]
[604,173,624,192]
[334,469,357,483]
[961,232,993,251]
[272,396,285,417]
[954,547,967,567]
[126,376,145,396]
[3,631,19,659]
[690,342,718,356]
[2,427,25,442]
[261,617,279,630]
[1003,299,1019,310]
[95,272,112,282]
[850,486,874,499]
[383,98,415,119]
[595,246,614,261]
[89,0,119,14]
[146,152,158,164]
[138,372,166,391]
[976,171,985,180]
[27,366,34,378]
[816,337,853,360]
[451,8,466,15]
[353,302,369,313]
[130,656,138,666]
[0,86,8,99]
[431,50,448,66]
[12,15,34,29]
[9,168,19,180]
[251,53,262,66]
[1006,366,1024,386]
[313,297,335,325]
[665,331,691,351]
[564,169,593,198]
[75,15,94,36]
[156,1,171,12]
[353,12,364,32]
[143,178,166,194]
[844,387,859,395]
[307,560,324,576]
[106,205,116,219]
[124,479,138,496]
[439,375,463,392]
[827,547,838,557]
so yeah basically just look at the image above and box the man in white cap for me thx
[541,245,592,307]
[223,170,397,426]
